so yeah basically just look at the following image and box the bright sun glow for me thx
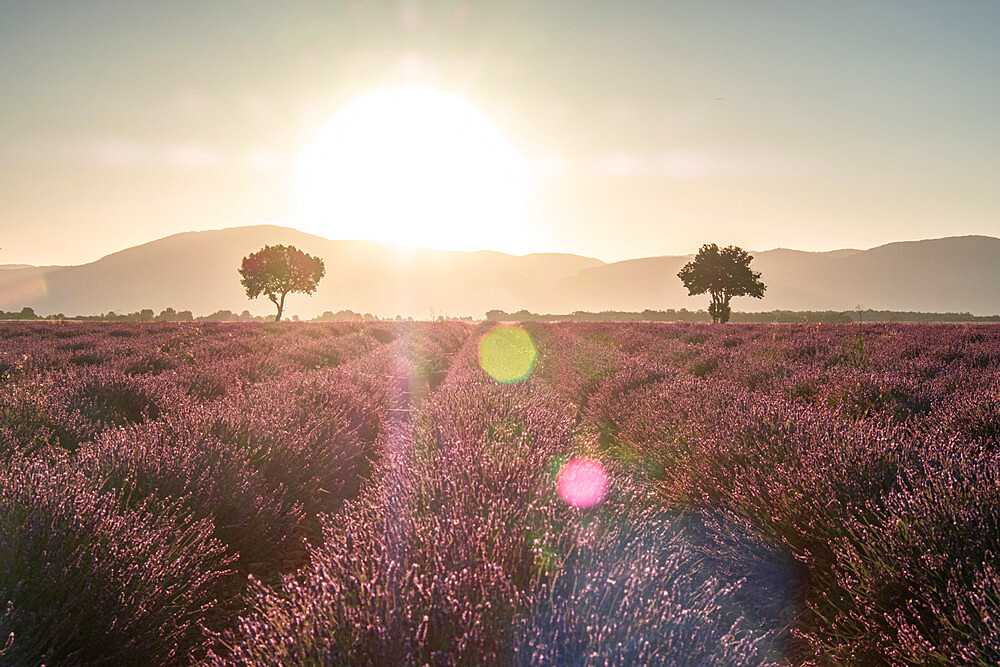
[296,86,531,252]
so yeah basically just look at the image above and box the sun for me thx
[296,86,531,253]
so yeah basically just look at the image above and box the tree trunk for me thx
[275,291,287,322]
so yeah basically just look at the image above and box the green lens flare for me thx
[478,325,538,384]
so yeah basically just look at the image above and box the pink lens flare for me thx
[556,458,608,509]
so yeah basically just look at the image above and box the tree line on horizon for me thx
[0,307,269,323]
[484,308,1000,324]
[0,306,474,323]
[5,305,998,325]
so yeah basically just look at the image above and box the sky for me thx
[1,0,998,266]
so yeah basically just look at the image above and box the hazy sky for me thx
[1,0,998,265]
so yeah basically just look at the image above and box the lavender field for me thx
[2,320,999,665]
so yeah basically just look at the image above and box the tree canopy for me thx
[239,244,325,321]
[677,244,765,323]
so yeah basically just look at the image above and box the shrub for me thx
[0,453,233,664]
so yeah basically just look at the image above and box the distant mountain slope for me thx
[554,236,1000,314]
[1,228,998,317]
[0,226,603,318]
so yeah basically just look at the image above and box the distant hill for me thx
[0,226,601,319]
[555,236,1000,315]
[0,227,998,318]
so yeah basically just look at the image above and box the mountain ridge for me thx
[1,226,998,317]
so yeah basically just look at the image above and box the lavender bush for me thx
[1,321,999,663]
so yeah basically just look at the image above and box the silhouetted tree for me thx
[239,245,325,321]
[678,244,765,323]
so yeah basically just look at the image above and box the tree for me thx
[239,245,325,321]
[677,243,765,323]
[155,308,174,321]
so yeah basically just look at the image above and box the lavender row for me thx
[539,322,1000,663]
[1,322,470,663]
